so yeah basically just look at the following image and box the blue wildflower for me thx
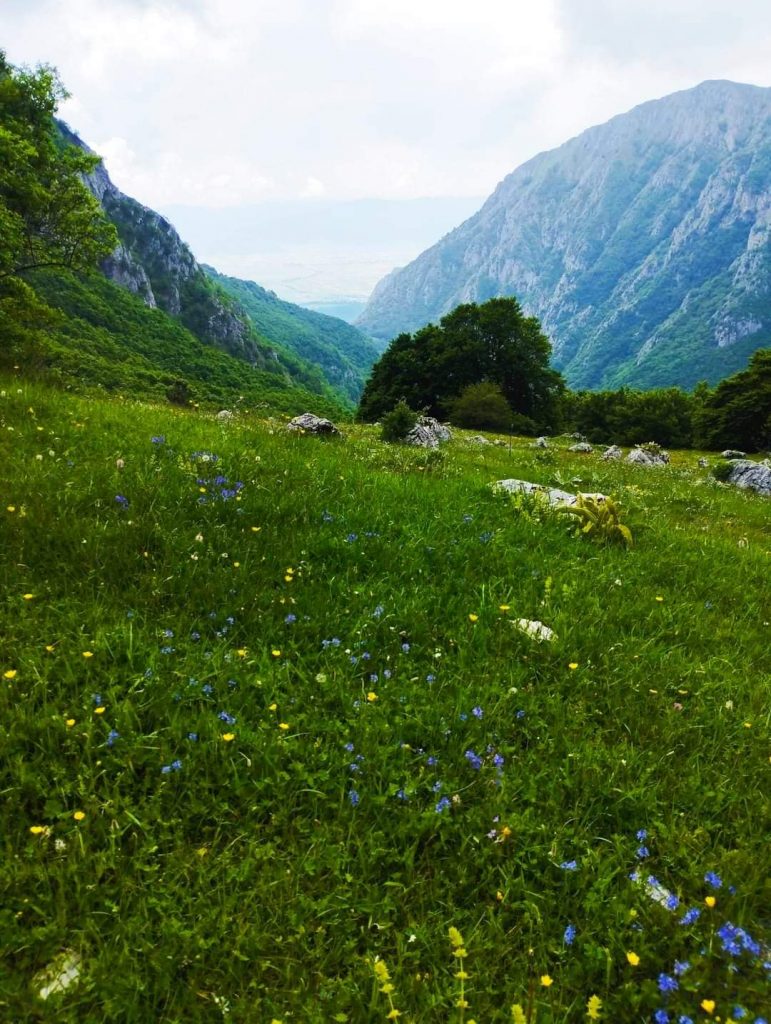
[344,742,354,752]
[171,760,182,771]
[426,756,437,766]
[665,894,680,911]
[348,789,359,807]
[560,860,578,871]
[472,705,483,719]
[564,924,576,946]
[432,781,443,792]
[92,693,103,705]
[733,1009,746,1020]
[284,613,297,624]
[673,961,690,976]
[678,1018,694,1024]
[426,673,436,682]
[704,871,722,889]
[516,709,526,719]
[321,510,334,522]
[383,669,392,679]
[373,604,384,618]
[636,845,650,859]
[493,753,505,767]
[106,729,119,747]
[345,533,358,543]
[464,750,483,770]
[396,789,408,801]
[401,643,410,653]
[679,908,700,925]
[115,494,129,508]
[151,435,165,444]
[161,765,172,774]
[202,684,213,695]
[187,733,198,741]
[658,974,678,993]
[435,796,451,813]
[636,829,648,840]
[654,1011,669,1024]
[217,711,236,724]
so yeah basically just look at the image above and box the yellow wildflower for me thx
[4,669,17,680]
[449,926,464,947]
[626,951,640,966]
[540,974,553,987]
[367,691,378,702]
[94,706,106,715]
[568,661,579,670]
[269,703,277,711]
[82,651,94,658]
[23,593,34,600]
[236,648,247,657]
[73,811,85,821]
[468,613,478,622]
[373,960,390,984]
[45,645,55,652]
[66,718,75,728]
[701,1000,716,1014]
[587,994,602,1020]
[251,526,261,532]
[222,733,235,742]
[30,825,46,835]
[278,722,290,731]
[705,895,716,908]
[512,1005,527,1024]
[271,649,281,658]
[499,604,510,612]
[655,595,664,602]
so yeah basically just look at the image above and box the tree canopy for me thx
[0,51,116,282]
[357,298,564,429]
[694,348,771,452]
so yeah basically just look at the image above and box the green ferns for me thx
[560,493,633,547]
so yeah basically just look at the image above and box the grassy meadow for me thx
[0,376,769,1023]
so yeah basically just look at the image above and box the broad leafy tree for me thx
[0,51,116,282]
[358,298,564,429]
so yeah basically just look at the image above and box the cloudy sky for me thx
[5,0,771,302]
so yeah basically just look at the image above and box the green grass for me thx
[0,377,769,1022]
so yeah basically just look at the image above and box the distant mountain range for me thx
[358,81,771,391]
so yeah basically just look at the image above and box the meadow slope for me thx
[0,378,769,1023]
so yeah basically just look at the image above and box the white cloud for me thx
[4,0,771,211]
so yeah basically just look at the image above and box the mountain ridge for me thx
[357,80,771,390]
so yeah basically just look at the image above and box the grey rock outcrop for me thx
[721,450,746,460]
[468,435,491,445]
[725,459,771,496]
[626,446,670,467]
[216,410,234,422]
[602,445,623,460]
[494,479,580,506]
[287,413,340,436]
[533,436,549,449]
[569,442,594,453]
[406,417,452,448]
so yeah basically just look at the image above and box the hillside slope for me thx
[205,267,380,403]
[358,81,771,390]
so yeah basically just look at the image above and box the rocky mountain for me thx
[204,267,380,404]
[358,81,771,390]
[58,123,264,365]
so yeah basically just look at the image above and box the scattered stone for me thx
[34,950,81,1000]
[698,457,709,468]
[468,435,490,445]
[286,412,340,436]
[493,439,508,447]
[626,445,670,467]
[602,445,623,461]
[493,478,578,506]
[405,416,452,448]
[533,436,549,448]
[569,432,587,441]
[721,449,746,460]
[515,618,557,642]
[568,442,594,453]
[725,459,771,497]
[216,409,234,422]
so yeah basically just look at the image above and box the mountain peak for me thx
[357,81,771,390]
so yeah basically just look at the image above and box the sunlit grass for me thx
[1,376,769,1022]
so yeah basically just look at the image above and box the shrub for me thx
[380,400,417,442]
[711,460,734,482]
[447,381,514,431]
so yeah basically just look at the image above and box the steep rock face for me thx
[358,81,771,390]
[58,122,257,363]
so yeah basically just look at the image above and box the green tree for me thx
[358,298,564,429]
[0,51,116,282]
[695,348,771,452]
[447,381,514,431]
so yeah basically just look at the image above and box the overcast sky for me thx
[5,0,771,208]
[4,1,771,303]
